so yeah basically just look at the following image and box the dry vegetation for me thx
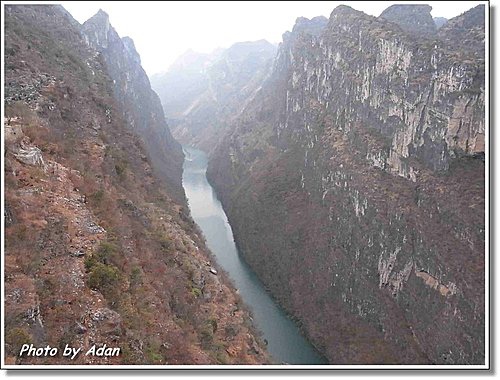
[4,5,268,365]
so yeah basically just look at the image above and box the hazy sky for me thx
[61,1,486,77]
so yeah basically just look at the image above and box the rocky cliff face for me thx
[82,10,185,203]
[151,40,277,152]
[4,5,268,365]
[208,5,485,364]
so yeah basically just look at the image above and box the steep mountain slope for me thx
[207,5,485,364]
[151,40,277,152]
[82,10,184,203]
[4,5,268,365]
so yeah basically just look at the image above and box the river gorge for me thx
[182,146,326,365]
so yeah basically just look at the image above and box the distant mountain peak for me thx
[292,15,328,36]
[330,4,365,19]
[433,16,448,30]
[331,4,357,14]
[95,8,109,19]
[231,39,273,48]
[379,4,437,38]
[224,39,276,58]
[86,8,110,27]
[82,8,116,49]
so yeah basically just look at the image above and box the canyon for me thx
[155,4,486,365]
[3,2,487,367]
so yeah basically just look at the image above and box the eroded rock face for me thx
[13,143,46,168]
[208,4,485,364]
[82,10,185,202]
